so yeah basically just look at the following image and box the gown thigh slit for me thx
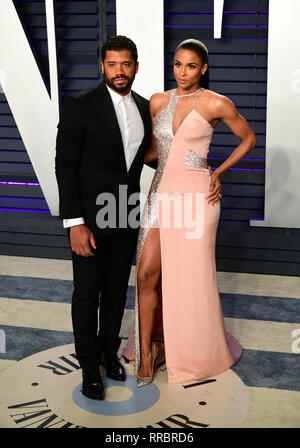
[124,88,242,383]
[135,226,163,364]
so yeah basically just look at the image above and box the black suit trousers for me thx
[70,227,138,375]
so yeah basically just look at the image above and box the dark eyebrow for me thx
[107,60,132,64]
[174,59,199,65]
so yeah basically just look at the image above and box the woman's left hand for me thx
[206,167,222,205]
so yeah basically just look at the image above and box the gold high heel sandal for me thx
[136,343,158,388]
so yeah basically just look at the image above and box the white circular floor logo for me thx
[0,344,248,428]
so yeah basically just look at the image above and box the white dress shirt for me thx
[63,84,144,228]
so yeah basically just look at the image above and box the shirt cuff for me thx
[63,217,85,228]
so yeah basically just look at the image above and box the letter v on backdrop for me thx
[0,0,59,215]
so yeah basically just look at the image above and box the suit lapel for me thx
[93,82,150,174]
[93,82,127,172]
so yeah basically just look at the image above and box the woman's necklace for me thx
[175,87,203,98]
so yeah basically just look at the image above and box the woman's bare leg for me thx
[136,227,161,378]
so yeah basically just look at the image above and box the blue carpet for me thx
[0,325,74,361]
[0,275,72,303]
[1,322,300,392]
[1,275,299,323]
[232,349,300,392]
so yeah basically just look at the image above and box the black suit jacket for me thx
[55,81,152,236]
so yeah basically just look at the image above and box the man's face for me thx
[102,50,139,95]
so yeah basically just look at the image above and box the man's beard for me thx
[103,71,135,94]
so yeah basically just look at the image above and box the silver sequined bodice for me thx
[153,90,177,170]
[136,91,177,264]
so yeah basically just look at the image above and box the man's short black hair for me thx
[101,35,138,62]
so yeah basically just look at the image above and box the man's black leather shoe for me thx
[81,373,104,400]
[105,355,126,381]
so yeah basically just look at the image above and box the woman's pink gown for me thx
[123,88,242,384]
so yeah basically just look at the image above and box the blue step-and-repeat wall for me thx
[0,0,299,275]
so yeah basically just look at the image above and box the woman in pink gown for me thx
[123,39,256,385]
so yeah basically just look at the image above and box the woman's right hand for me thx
[206,166,222,206]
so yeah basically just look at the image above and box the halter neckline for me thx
[174,87,203,98]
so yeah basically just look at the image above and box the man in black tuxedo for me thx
[55,36,152,400]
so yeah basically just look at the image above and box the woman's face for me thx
[173,48,207,90]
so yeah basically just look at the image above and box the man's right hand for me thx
[70,224,97,257]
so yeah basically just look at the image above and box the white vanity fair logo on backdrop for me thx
[214,0,225,38]
[292,69,300,94]
[0,0,299,227]
[250,0,300,228]
[0,0,59,215]
[0,70,6,93]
